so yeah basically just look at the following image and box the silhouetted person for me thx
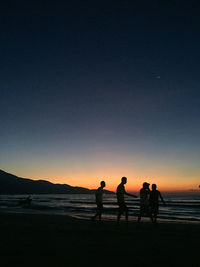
[149,184,165,223]
[19,195,32,206]
[116,177,137,223]
[138,182,152,223]
[91,181,106,221]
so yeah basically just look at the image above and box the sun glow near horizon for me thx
[1,141,200,193]
[3,166,199,193]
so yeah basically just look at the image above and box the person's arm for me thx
[159,192,165,204]
[124,190,137,198]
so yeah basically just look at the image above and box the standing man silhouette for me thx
[116,177,137,223]
[149,184,165,223]
[91,181,106,221]
[138,182,152,223]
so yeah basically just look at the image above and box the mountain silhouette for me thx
[0,170,113,195]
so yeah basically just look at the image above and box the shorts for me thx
[118,201,128,212]
[150,204,159,215]
[140,205,150,216]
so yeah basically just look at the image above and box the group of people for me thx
[91,176,165,224]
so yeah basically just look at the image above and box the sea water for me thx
[0,192,199,222]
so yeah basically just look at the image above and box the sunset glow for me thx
[2,147,199,192]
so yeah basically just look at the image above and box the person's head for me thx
[152,184,157,190]
[121,177,127,184]
[143,182,150,189]
[100,181,106,188]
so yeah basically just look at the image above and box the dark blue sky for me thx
[1,1,200,189]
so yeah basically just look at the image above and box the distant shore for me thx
[0,212,199,267]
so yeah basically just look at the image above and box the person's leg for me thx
[117,209,122,222]
[91,204,101,221]
[138,206,143,222]
[125,206,129,222]
[98,205,103,221]
[153,205,158,223]
[117,204,123,223]
[149,206,154,223]
[91,209,99,220]
[91,212,97,220]
[150,214,154,223]
[138,212,141,222]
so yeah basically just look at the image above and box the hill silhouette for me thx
[0,170,113,195]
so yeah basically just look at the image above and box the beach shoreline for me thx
[1,208,200,224]
[0,212,199,267]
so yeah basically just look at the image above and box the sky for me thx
[1,1,200,192]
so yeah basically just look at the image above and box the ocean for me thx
[0,192,199,222]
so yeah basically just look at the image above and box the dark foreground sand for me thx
[0,213,199,267]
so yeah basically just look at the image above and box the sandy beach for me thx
[0,212,199,267]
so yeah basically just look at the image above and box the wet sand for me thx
[0,212,199,267]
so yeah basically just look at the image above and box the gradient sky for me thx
[1,1,200,192]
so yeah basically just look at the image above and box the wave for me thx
[0,193,200,222]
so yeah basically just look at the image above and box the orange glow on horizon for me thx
[11,168,199,193]
[2,144,200,194]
